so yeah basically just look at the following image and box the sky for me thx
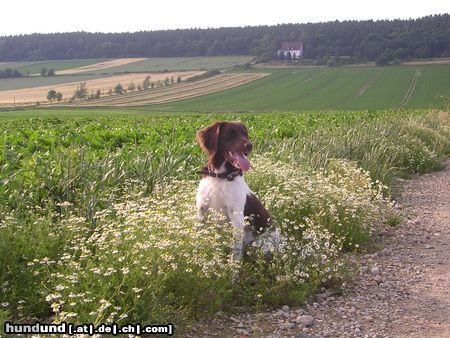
[0,0,449,36]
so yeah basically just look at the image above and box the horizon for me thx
[1,0,448,37]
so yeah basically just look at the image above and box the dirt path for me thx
[399,67,421,107]
[354,68,384,97]
[55,58,147,75]
[303,159,450,338]
[187,160,450,337]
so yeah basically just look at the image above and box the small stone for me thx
[255,313,265,321]
[279,322,293,331]
[298,334,312,338]
[237,328,250,336]
[371,266,380,275]
[365,316,373,322]
[230,316,240,323]
[252,324,262,333]
[407,218,420,225]
[355,327,361,334]
[282,305,290,312]
[296,315,315,327]
[380,248,390,256]
[274,309,286,317]
[284,322,296,330]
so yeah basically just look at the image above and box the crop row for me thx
[69,73,268,107]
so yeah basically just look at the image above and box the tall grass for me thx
[0,110,449,334]
[267,111,450,192]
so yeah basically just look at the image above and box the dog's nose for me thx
[245,141,253,152]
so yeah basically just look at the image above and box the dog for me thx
[196,121,271,261]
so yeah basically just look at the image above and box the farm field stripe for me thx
[399,67,421,107]
[0,71,202,105]
[355,68,384,97]
[116,74,268,106]
[68,73,230,105]
[73,74,243,106]
[55,58,148,75]
[302,71,326,84]
[117,75,264,105]
[121,75,268,106]
[69,75,236,106]
[78,73,268,107]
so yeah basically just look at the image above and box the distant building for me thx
[278,42,304,59]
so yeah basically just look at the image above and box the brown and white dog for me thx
[196,121,271,261]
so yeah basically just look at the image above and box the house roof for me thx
[280,42,302,50]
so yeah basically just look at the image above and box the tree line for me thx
[48,75,185,102]
[0,14,448,62]
[0,68,23,78]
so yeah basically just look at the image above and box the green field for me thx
[147,65,450,111]
[95,56,254,74]
[0,73,113,91]
[1,108,449,334]
[0,56,252,75]
[0,56,253,93]
[1,60,449,110]
[0,59,109,74]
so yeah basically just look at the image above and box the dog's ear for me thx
[238,121,248,135]
[196,122,222,160]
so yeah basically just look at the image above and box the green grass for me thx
[0,73,112,91]
[2,62,448,111]
[9,59,109,74]
[0,57,253,76]
[407,65,450,107]
[0,60,51,70]
[0,107,147,119]
[99,56,254,74]
[145,65,450,112]
[348,66,417,109]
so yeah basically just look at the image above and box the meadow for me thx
[97,56,254,74]
[0,56,251,91]
[1,60,449,110]
[1,108,449,335]
[148,65,450,111]
[0,59,109,75]
[0,73,112,92]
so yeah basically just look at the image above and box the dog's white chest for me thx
[196,176,250,218]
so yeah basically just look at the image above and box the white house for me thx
[278,42,304,59]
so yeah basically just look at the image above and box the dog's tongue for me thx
[236,153,250,172]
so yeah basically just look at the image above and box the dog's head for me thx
[196,121,253,171]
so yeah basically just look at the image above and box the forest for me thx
[0,14,448,62]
